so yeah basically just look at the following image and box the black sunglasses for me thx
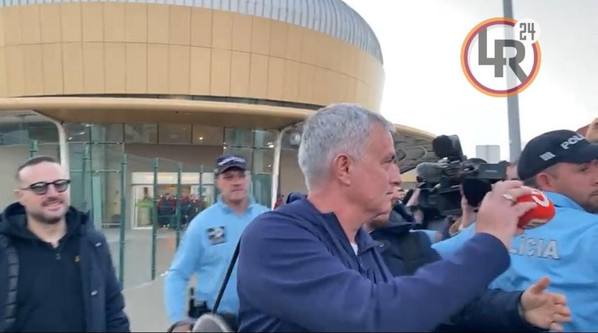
[21,179,71,195]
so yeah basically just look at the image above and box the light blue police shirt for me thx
[434,192,598,332]
[164,196,269,323]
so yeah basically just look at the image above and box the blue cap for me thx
[215,154,247,175]
[518,130,598,180]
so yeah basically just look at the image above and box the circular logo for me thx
[530,190,550,207]
[461,17,542,97]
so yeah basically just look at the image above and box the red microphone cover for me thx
[516,190,556,229]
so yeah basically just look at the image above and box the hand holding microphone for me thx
[475,181,554,249]
[513,189,555,229]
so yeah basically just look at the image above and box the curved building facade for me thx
[0,0,436,231]
[0,0,384,111]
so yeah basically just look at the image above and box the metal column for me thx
[503,0,522,161]
[151,158,159,280]
[270,124,300,209]
[118,154,128,287]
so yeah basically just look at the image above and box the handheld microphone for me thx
[516,190,556,229]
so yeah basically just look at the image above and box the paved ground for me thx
[123,276,172,331]
[103,228,180,331]
[104,228,178,290]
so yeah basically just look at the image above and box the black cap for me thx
[214,154,247,175]
[518,130,598,180]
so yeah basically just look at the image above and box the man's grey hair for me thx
[298,103,395,191]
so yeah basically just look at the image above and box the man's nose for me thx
[389,163,402,187]
[45,184,61,196]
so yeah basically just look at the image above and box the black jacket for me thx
[0,203,130,332]
[370,215,541,332]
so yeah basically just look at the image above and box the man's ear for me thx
[331,154,352,186]
[535,172,554,191]
[14,189,23,200]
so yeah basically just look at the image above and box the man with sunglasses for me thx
[0,156,129,332]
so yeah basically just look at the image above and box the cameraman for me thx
[432,161,519,249]
[432,160,519,243]
[366,185,569,331]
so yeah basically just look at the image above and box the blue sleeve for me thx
[238,214,510,332]
[164,217,205,323]
[433,222,477,258]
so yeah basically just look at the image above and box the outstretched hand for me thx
[521,277,571,331]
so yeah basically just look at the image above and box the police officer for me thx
[434,129,598,331]
[164,155,269,331]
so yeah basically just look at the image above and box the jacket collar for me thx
[300,197,379,255]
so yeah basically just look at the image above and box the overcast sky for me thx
[342,0,597,161]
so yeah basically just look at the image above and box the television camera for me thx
[415,135,507,216]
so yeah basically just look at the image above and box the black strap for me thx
[0,234,18,332]
[211,240,240,314]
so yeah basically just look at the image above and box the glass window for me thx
[158,124,192,144]
[0,123,28,145]
[27,122,59,143]
[224,128,253,147]
[253,130,277,149]
[192,125,224,145]
[253,148,274,174]
[124,124,158,143]
[105,124,124,143]
[222,147,253,170]
[65,123,90,143]
[251,174,272,207]
[89,124,124,143]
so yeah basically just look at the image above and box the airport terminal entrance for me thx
[130,172,216,229]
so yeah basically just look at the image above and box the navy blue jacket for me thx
[371,216,538,332]
[237,196,511,332]
[0,203,130,332]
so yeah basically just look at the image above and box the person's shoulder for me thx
[555,205,598,228]
[191,204,223,222]
[251,203,271,214]
[246,208,299,229]
[180,206,223,236]
[244,203,315,238]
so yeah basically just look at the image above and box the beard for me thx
[30,210,63,225]
[30,198,67,225]
[31,213,62,225]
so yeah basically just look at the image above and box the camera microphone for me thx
[415,162,444,183]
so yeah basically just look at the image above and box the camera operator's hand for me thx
[475,180,537,249]
[459,195,476,229]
